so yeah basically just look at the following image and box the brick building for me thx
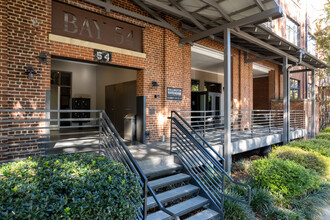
[0,0,328,155]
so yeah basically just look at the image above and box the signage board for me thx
[94,49,112,62]
[52,1,143,52]
[167,87,182,101]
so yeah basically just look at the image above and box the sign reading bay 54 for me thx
[52,1,142,52]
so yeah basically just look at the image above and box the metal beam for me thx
[311,69,316,137]
[168,0,207,31]
[245,55,281,63]
[202,0,232,22]
[180,6,283,44]
[224,28,232,173]
[283,57,290,144]
[132,0,184,38]
[232,30,316,69]
[289,68,313,73]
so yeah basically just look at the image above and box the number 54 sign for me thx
[94,50,112,62]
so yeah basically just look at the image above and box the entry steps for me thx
[138,156,221,220]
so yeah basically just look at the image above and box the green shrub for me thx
[265,206,304,220]
[223,190,255,220]
[269,146,329,175]
[290,183,330,219]
[316,132,330,141]
[250,186,274,214]
[0,153,142,219]
[322,127,330,133]
[250,158,321,199]
[288,139,330,157]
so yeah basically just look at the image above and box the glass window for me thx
[307,33,317,56]
[307,83,313,99]
[191,79,200,92]
[286,18,299,46]
[290,79,300,99]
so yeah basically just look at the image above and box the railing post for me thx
[250,111,253,138]
[99,111,102,156]
[224,28,232,173]
[283,56,290,144]
[294,111,296,130]
[269,111,272,134]
[143,178,148,219]
[170,111,173,154]
[203,111,206,138]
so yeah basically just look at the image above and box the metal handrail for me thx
[170,111,251,216]
[0,109,180,220]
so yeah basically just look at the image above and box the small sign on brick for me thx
[167,87,182,101]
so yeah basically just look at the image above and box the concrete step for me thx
[147,184,199,210]
[142,163,182,179]
[185,208,221,220]
[147,196,209,220]
[149,173,190,190]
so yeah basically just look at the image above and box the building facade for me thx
[0,0,327,150]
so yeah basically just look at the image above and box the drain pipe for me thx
[284,50,305,143]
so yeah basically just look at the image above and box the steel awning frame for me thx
[82,0,328,70]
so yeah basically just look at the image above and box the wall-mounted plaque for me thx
[52,1,143,52]
[167,87,182,101]
[94,50,112,62]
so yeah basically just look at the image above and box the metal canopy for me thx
[82,0,328,69]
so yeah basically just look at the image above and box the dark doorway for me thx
[105,80,137,136]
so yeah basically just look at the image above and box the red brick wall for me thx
[253,77,270,110]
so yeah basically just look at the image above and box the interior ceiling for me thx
[191,51,224,74]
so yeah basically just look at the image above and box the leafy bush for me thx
[316,132,330,141]
[269,146,329,175]
[0,154,142,219]
[250,158,321,199]
[321,127,330,133]
[288,139,330,157]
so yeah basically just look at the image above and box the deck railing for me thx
[176,109,305,143]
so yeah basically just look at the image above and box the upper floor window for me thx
[286,18,299,46]
[307,33,317,56]
[290,79,300,99]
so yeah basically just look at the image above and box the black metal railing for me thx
[176,109,305,144]
[0,109,178,220]
[170,111,251,217]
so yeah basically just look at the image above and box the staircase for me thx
[138,156,222,220]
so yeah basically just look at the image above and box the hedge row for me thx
[0,153,142,219]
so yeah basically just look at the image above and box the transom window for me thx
[290,79,300,99]
[286,18,299,46]
[191,79,200,92]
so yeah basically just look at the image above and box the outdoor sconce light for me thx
[26,66,36,80]
[152,80,159,89]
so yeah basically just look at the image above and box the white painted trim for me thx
[191,43,224,60]
[253,63,274,72]
[49,34,147,59]
[191,67,224,76]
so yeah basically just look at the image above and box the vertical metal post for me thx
[99,111,102,155]
[224,28,232,173]
[170,111,173,154]
[269,111,272,134]
[311,69,316,137]
[282,57,290,144]
[203,111,206,138]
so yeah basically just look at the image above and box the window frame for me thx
[290,78,300,100]
[286,17,300,47]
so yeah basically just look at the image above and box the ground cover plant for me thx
[224,127,330,219]
[0,153,142,219]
